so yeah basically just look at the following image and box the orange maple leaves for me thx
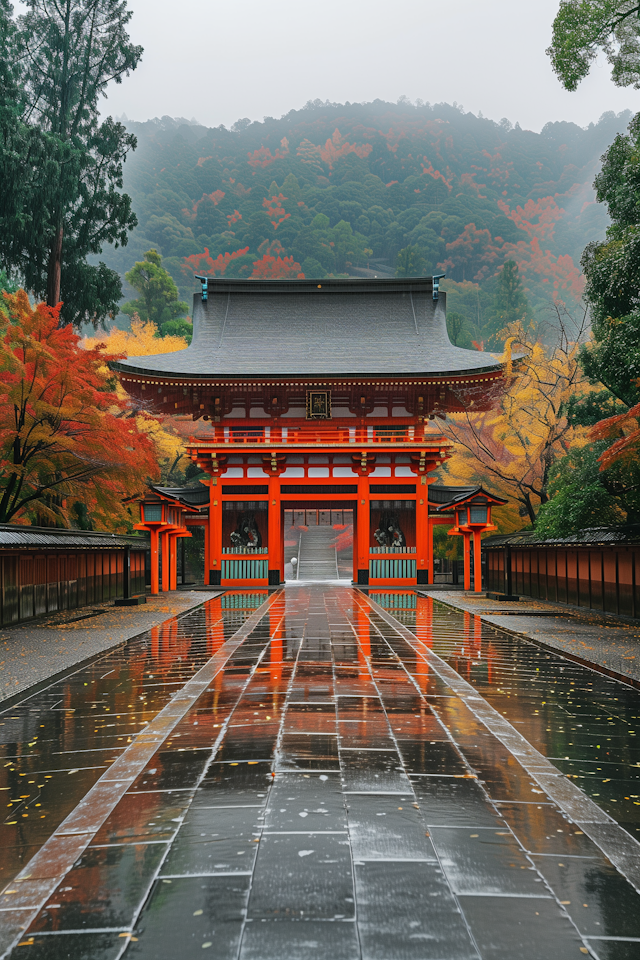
[250,255,304,279]
[0,291,158,527]
[296,128,373,171]
[497,197,565,242]
[421,158,453,191]
[591,401,640,471]
[440,224,503,281]
[181,245,304,280]
[182,247,250,278]
[248,137,290,168]
[263,193,290,229]
[183,190,225,219]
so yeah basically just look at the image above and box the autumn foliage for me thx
[590,400,640,472]
[84,317,189,484]
[440,311,590,528]
[250,255,304,279]
[84,315,189,358]
[0,292,159,527]
[182,246,250,278]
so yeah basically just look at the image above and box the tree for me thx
[446,311,466,345]
[0,290,158,527]
[85,315,189,483]
[0,2,61,311]
[548,0,640,90]
[439,308,590,527]
[121,250,190,337]
[84,314,189,357]
[395,245,427,277]
[580,313,640,407]
[250,254,304,279]
[0,268,17,318]
[576,112,640,411]
[492,260,530,327]
[2,0,142,325]
[535,442,626,535]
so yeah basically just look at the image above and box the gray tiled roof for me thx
[432,484,508,509]
[483,526,640,548]
[150,484,210,508]
[112,278,505,380]
[0,525,147,549]
[428,484,477,505]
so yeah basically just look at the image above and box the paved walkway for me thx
[0,591,222,705]
[424,590,640,686]
[1,586,640,959]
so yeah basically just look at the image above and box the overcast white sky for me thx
[101,0,638,132]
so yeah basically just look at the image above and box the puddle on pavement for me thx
[372,591,640,843]
[0,592,267,885]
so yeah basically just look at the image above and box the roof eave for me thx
[111,360,507,380]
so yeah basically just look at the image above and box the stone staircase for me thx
[296,527,339,580]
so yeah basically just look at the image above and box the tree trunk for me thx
[46,225,64,307]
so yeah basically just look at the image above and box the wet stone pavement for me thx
[0,588,639,959]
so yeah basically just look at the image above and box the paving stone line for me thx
[0,591,282,957]
[340,591,595,958]
[336,600,483,957]
[364,592,640,897]
[119,604,288,960]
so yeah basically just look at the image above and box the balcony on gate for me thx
[190,423,449,448]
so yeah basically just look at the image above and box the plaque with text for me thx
[306,390,332,420]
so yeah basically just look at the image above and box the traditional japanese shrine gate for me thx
[114,277,509,590]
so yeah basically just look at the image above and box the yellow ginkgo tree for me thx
[438,306,591,529]
[84,315,189,485]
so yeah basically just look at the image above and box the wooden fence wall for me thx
[0,548,147,626]
[485,543,640,618]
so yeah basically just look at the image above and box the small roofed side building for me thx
[114,277,513,589]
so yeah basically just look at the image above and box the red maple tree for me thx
[182,247,250,279]
[251,255,304,279]
[263,194,291,229]
[0,291,158,527]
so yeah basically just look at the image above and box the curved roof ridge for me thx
[112,277,506,380]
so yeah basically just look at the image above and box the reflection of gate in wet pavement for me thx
[2,585,640,959]
[296,526,339,580]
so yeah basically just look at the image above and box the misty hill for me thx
[100,99,633,345]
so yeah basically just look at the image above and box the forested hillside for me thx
[100,99,632,345]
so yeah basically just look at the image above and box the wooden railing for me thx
[190,426,448,448]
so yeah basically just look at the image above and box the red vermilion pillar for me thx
[169,533,178,591]
[209,485,222,586]
[416,493,428,585]
[462,532,472,591]
[203,522,210,586]
[268,476,282,586]
[169,531,188,591]
[352,524,359,584]
[149,529,160,596]
[473,530,483,593]
[356,475,370,585]
[161,531,170,592]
